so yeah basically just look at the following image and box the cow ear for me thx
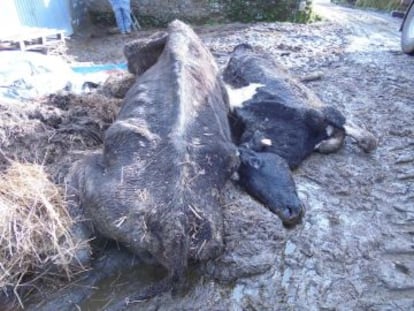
[248,156,262,169]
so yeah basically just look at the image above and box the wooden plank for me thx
[0,27,65,51]
[0,27,64,43]
[17,40,26,51]
[57,32,64,42]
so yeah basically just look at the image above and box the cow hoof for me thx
[315,130,345,154]
[357,132,378,153]
[344,123,378,153]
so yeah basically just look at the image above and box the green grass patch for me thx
[355,0,401,10]
[90,1,320,29]
[332,0,402,11]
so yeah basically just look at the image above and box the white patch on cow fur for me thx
[230,171,240,181]
[260,138,272,146]
[326,125,334,137]
[225,83,264,109]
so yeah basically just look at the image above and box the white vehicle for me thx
[401,0,414,54]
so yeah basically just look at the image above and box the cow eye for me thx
[248,157,262,169]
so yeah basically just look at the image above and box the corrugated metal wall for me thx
[0,0,73,35]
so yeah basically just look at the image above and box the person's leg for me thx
[120,0,132,32]
[120,7,132,32]
[113,7,126,33]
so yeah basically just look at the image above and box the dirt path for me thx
[19,2,414,310]
[316,0,401,51]
[287,2,414,309]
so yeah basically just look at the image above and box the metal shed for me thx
[0,0,73,37]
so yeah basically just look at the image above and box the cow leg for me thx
[70,155,188,303]
[65,162,94,268]
[105,209,190,308]
[344,122,378,153]
[314,128,345,154]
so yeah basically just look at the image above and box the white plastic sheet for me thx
[0,51,121,102]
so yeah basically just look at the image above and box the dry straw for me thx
[0,160,86,307]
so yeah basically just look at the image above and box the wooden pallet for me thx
[0,27,65,51]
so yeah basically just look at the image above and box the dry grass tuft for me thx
[65,93,122,124]
[0,160,87,306]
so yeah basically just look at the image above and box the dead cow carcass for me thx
[67,20,238,298]
[224,44,377,225]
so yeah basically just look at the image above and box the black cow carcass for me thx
[224,44,377,167]
[223,44,377,225]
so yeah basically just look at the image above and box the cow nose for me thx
[282,203,305,228]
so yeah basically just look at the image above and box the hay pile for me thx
[0,160,86,306]
[0,72,131,307]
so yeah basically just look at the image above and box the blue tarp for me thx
[71,63,128,74]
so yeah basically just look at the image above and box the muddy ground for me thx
[1,0,414,310]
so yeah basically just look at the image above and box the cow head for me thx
[237,147,304,226]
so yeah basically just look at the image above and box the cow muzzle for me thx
[280,202,305,228]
